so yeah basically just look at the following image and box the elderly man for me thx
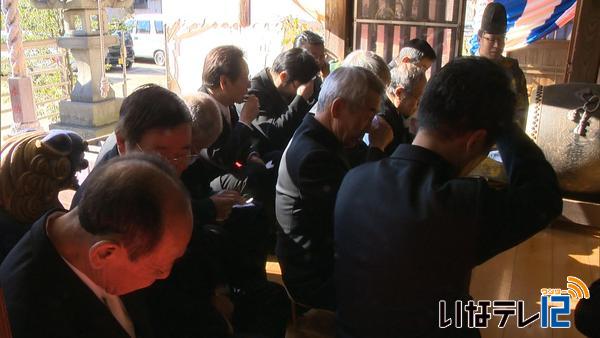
[275,66,386,310]
[340,50,394,165]
[0,153,193,338]
[334,57,561,337]
[389,38,437,70]
[73,85,289,338]
[478,2,529,128]
[382,62,427,153]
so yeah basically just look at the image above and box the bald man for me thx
[0,153,193,338]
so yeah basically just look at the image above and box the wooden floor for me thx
[471,220,600,338]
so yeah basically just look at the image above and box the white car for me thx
[127,14,166,66]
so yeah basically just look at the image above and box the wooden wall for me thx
[507,40,570,97]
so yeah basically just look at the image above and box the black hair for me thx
[293,30,324,48]
[418,57,515,143]
[117,84,191,144]
[202,45,245,89]
[404,38,437,60]
[272,48,320,85]
[78,153,188,260]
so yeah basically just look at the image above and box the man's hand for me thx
[247,153,265,166]
[368,115,394,151]
[297,79,315,102]
[239,94,259,125]
[209,190,244,221]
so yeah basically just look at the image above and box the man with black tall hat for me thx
[478,2,529,128]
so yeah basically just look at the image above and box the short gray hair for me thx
[388,62,426,96]
[341,50,391,86]
[184,92,223,150]
[398,46,425,63]
[317,66,384,113]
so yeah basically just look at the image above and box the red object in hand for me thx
[234,161,243,169]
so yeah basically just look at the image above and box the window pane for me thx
[155,21,164,34]
[134,0,148,9]
[356,0,458,23]
[137,20,151,34]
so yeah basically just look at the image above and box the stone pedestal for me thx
[52,98,123,139]
[29,0,135,139]
[50,17,121,138]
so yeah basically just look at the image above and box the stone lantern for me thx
[30,0,133,139]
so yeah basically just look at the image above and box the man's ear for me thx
[394,86,404,99]
[278,71,288,86]
[115,130,126,156]
[89,240,121,269]
[330,97,347,119]
[465,129,488,155]
[219,75,229,91]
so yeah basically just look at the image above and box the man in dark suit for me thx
[380,62,427,155]
[0,154,193,338]
[250,48,320,154]
[199,45,260,174]
[293,30,329,104]
[275,66,389,310]
[334,57,562,337]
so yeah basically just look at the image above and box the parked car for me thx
[126,14,166,66]
[105,31,135,69]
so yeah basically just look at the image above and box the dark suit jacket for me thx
[0,209,28,264]
[275,114,350,308]
[333,125,562,337]
[378,96,412,156]
[199,86,255,171]
[0,210,154,338]
[250,68,312,154]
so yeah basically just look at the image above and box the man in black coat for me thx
[0,154,193,338]
[275,66,390,310]
[199,45,260,174]
[250,48,320,154]
[334,57,562,337]
[379,62,427,155]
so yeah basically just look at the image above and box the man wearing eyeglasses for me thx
[478,2,529,128]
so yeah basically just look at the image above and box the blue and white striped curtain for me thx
[469,0,576,55]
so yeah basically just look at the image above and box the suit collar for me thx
[29,211,147,338]
[256,68,289,106]
[302,114,343,152]
[391,144,458,177]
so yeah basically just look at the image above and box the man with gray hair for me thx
[275,67,387,310]
[380,62,427,156]
[388,38,437,70]
[342,50,391,87]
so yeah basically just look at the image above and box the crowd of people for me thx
[1,2,598,338]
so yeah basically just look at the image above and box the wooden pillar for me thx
[564,0,600,83]
[325,0,354,60]
[240,0,251,28]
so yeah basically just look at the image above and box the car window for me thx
[155,20,164,34]
[136,20,151,34]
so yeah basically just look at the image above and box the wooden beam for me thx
[325,0,354,60]
[564,0,600,83]
[240,0,251,28]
